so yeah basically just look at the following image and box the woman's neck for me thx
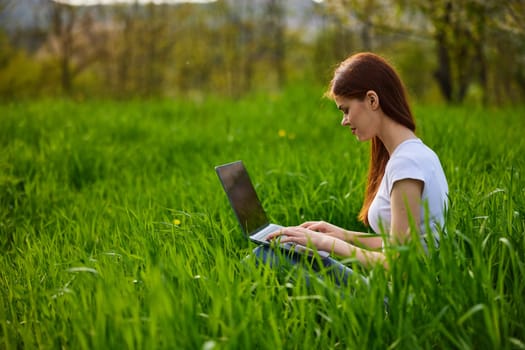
[377,115,417,156]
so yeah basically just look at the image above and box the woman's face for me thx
[334,94,381,142]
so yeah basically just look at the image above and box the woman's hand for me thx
[299,221,348,241]
[266,226,334,252]
[300,221,383,249]
[267,225,386,268]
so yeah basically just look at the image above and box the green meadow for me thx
[1,86,524,349]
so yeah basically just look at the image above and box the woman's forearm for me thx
[323,237,387,269]
[341,230,384,250]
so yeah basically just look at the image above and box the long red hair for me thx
[328,52,415,225]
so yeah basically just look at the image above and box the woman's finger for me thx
[267,227,296,240]
[266,229,284,240]
[300,221,319,228]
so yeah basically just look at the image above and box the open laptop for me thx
[215,160,329,258]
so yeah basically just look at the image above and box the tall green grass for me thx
[1,88,524,349]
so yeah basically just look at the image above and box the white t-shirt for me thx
[368,138,448,245]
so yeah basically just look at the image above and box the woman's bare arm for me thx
[389,178,423,244]
[300,221,383,250]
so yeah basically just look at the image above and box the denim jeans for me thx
[250,245,368,287]
[249,245,391,314]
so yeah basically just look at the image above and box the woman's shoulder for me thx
[388,138,442,172]
[384,138,448,194]
[393,138,439,161]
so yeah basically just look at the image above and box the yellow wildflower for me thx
[278,129,287,137]
[173,219,181,225]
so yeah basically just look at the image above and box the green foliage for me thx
[0,33,50,99]
[2,1,525,103]
[381,41,440,103]
[0,89,524,349]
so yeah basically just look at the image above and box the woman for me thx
[256,52,448,280]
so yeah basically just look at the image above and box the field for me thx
[1,86,524,349]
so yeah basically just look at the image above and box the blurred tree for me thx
[321,0,525,104]
[218,0,257,96]
[96,2,176,98]
[49,1,76,94]
[170,3,216,95]
[139,3,173,97]
[47,2,108,96]
[237,0,256,94]
[0,0,50,53]
[412,0,525,104]
[0,31,43,98]
[109,3,139,97]
[412,0,494,103]
[217,0,286,96]
[1,0,523,103]
[263,0,286,86]
[311,2,355,82]
[319,0,376,51]
[487,0,525,104]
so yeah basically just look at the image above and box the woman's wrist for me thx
[321,236,340,254]
[341,230,355,243]
[333,230,349,243]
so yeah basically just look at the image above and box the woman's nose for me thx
[341,115,350,126]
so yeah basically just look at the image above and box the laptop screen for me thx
[216,161,269,235]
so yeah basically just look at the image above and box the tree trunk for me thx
[52,3,75,95]
[433,31,452,102]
